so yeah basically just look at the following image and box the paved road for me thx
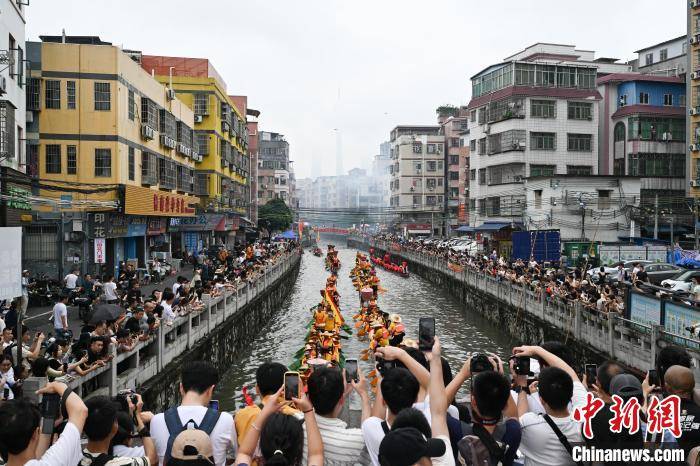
[23,264,194,338]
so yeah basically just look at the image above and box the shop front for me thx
[169,214,224,257]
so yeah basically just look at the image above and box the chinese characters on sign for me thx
[94,238,106,264]
[574,393,681,440]
[124,185,197,217]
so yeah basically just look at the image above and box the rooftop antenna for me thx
[61,28,66,44]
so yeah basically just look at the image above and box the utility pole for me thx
[670,215,674,246]
[578,195,586,239]
[653,194,659,240]
[695,199,699,250]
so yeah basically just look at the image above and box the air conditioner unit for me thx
[691,180,700,188]
[141,124,155,140]
[691,108,698,116]
[194,115,204,123]
[692,72,699,80]
[166,88,176,101]
[690,144,699,152]
[192,152,203,162]
[692,0,700,8]
[691,36,698,45]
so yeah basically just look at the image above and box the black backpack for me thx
[79,451,114,466]
[457,422,509,466]
[163,407,221,464]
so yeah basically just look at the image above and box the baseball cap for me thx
[171,429,214,464]
[378,427,446,466]
[609,373,642,399]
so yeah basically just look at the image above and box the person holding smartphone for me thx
[0,381,88,466]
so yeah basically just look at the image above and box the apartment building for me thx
[389,125,445,236]
[467,43,630,229]
[0,0,26,173]
[598,73,688,237]
[688,2,700,197]
[258,131,292,206]
[438,111,469,232]
[633,36,687,76]
[26,37,199,277]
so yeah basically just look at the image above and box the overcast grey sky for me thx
[28,0,686,179]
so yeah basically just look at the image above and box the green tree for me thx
[436,104,458,117]
[258,198,293,236]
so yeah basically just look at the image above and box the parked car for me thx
[643,263,683,285]
[586,260,655,283]
[661,269,700,291]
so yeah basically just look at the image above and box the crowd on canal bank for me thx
[0,239,697,466]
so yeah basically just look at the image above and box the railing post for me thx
[187,312,193,349]
[607,315,616,359]
[650,324,661,367]
[574,302,581,340]
[206,300,212,333]
[157,326,163,371]
[109,345,117,396]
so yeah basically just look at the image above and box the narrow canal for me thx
[215,241,516,410]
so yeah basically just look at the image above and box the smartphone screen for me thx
[585,364,597,385]
[208,399,219,411]
[40,393,61,434]
[2,387,9,399]
[648,369,659,387]
[418,317,435,351]
[284,372,300,401]
[514,356,530,375]
[346,359,359,383]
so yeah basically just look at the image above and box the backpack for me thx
[164,407,221,464]
[79,451,114,466]
[457,422,508,466]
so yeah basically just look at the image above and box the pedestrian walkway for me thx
[24,263,195,338]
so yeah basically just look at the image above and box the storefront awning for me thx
[475,222,519,232]
[455,225,474,232]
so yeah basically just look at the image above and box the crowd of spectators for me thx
[0,338,696,465]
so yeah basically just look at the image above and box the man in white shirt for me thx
[302,366,371,465]
[64,268,80,291]
[0,381,88,466]
[103,275,119,303]
[160,290,176,324]
[513,345,587,466]
[151,361,236,466]
[52,295,69,340]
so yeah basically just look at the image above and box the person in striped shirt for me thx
[303,366,371,465]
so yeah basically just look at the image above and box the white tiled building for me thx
[466,43,631,228]
[0,0,26,171]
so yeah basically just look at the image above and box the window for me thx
[614,122,626,142]
[426,144,437,154]
[470,110,476,122]
[426,196,436,206]
[195,132,209,154]
[628,153,685,177]
[0,101,15,159]
[566,165,592,176]
[478,138,486,155]
[94,149,111,177]
[449,171,459,180]
[613,159,625,176]
[645,53,653,66]
[530,165,556,177]
[65,81,75,109]
[427,161,437,172]
[448,154,459,165]
[45,144,61,174]
[437,160,443,170]
[598,190,611,210]
[469,140,476,151]
[128,90,135,121]
[680,94,686,107]
[470,169,476,181]
[663,94,673,106]
[158,158,176,189]
[413,195,421,206]
[531,132,556,150]
[534,190,543,209]
[45,80,60,109]
[426,178,436,189]
[194,93,209,115]
[27,78,40,110]
[628,117,685,141]
[639,92,649,105]
[660,48,668,61]
[94,82,111,111]
[567,134,592,152]
[8,35,15,80]
[412,142,422,154]
[478,168,486,185]
[567,102,592,120]
[66,145,77,174]
[531,100,556,118]
[128,147,135,181]
[487,129,526,155]
[141,98,158,128]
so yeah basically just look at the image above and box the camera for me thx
[512,356,531,376]
[115,389,138,410]
[376,357,397,376]
[470,353,493,374]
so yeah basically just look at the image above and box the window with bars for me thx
[531,100,556,118]
[177,121,193,147]
[530,132,556,150]
[128,147,135,181]
[45,80,60,109]
[529,164,556,177]
[567,102,592,120]
[27,78,40,110]
[478,138,486,155]
[412,142,422,154]
[158,158,176,189]
[0,101,15,159]
[567,133,592,152]
[67,81,76,109]
[45,144,61,174]
[128,90,135,121]
[194,93,209,115]
[195,132,209,154]
[141,97,158,128]
[67,145,77,174]
[141,152,158,185]
[94,82,111,111]
[159,109,176,139]
[94,148,112,177]
[195,172,209,195]
[566,165,593,176]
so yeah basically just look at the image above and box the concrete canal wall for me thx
[348,238,700,381]
[69,251,301,411]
